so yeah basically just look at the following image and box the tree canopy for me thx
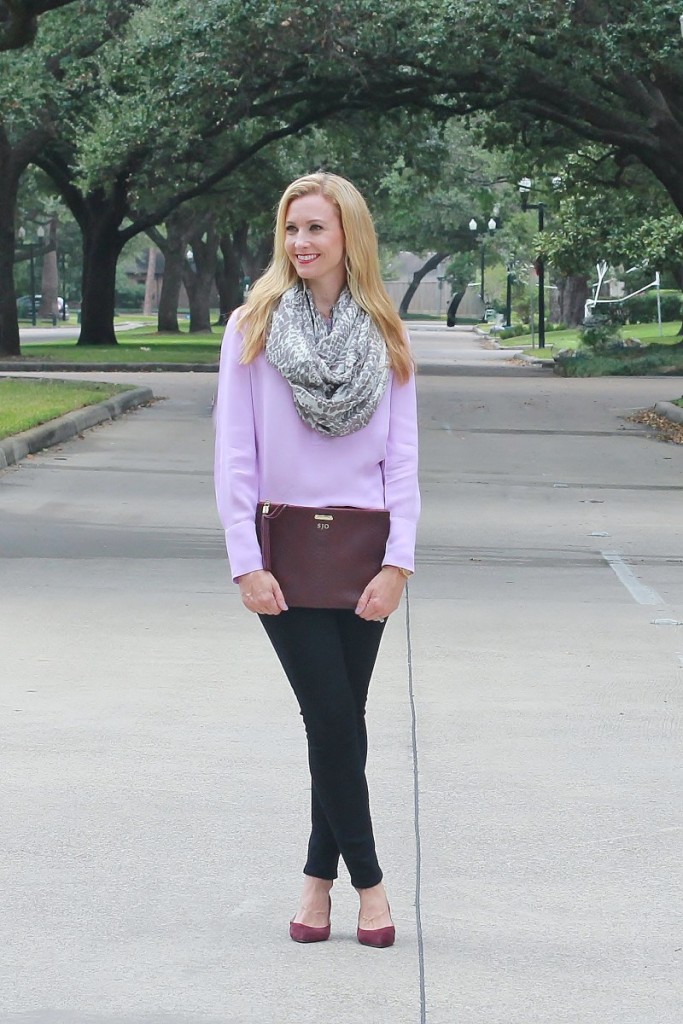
[430,1,683,216]
[2,0,683,354]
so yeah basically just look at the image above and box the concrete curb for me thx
[653,400,683,425]
[0,384,155,470]
[0,361,218,373]
[473,328,554,367]
[516,353,555,368]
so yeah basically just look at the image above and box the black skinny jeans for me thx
[259,608,386,890]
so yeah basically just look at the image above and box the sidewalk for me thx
[1,362,682,1023]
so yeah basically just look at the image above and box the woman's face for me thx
[284,193,346,294]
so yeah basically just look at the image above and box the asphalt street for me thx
[1,327,682,1024]
[18,323,144,345]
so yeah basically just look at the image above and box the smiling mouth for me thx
[296,254,320,264]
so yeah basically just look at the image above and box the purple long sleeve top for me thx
[214,309,421,581]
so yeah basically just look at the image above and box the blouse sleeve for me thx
[214,311,264,581]
[382,365,421,572]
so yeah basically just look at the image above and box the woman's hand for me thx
[237,569,288,615]
[355,566,407,622]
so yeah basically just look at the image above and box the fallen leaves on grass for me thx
[628,409,683,444]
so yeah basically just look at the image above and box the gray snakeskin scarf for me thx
[265,285,390,437]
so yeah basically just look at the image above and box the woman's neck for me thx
[305,277,347,319]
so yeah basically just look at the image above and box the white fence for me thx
[383,279,454,315]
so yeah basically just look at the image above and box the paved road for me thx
[18,322,145,345]
[1,329,682,1023]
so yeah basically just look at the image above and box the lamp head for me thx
[468,218,478,232]
[518,177,532,211]
[487,217,497,231]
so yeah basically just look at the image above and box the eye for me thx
[310,223,323,231]
[285,224,297,234]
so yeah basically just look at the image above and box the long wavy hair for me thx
[237,173,413,383]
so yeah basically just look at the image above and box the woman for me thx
[214,172,420,947]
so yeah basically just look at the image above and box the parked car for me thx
[16,295,69,319]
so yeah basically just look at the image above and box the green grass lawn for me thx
[14,330,221,364]
[497,321,683,352]
[0,378,134,439]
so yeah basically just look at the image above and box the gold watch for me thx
[397,567,413,579]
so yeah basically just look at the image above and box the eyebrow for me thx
[285,217,328,226]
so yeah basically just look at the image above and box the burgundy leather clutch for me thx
[256,502,390,609]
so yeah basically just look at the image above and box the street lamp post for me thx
[518,177,546,349]
[505,258,515,328]
[469,215,498,321]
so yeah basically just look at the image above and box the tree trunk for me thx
[446,289,465,327]
[78,219,124,345]
[148,214,188,333]
[182,222,219,333]
[671,262,683,336]
[399,251,449,316]
[0,138,21,357]
[216,223,247,324]
[142,246,157,316]
[557,274,589,326]
[37,216,58,321]
[245,230,271,283]
[44,181,130,347]
[157,245,183,332]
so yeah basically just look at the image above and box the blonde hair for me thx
[237,172,413,383]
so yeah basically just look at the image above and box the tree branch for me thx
[119,105,348,242]
[0,0,75,51]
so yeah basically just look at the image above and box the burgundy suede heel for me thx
[289,896,331,943]
[357,904,395,948]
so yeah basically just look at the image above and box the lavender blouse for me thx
[214,309,421,581]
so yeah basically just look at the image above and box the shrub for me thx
[580,314,622,352]
[615,291,682,324]
[499,321,567,340]
[499,325,527,338]
[556,342,683,377]
[115,282,145,309]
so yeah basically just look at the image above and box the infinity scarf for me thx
[265,285,390,437]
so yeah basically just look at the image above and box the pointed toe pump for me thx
[357,905,395,948]
[289,896,332,943]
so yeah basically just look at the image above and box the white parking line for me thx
[601,550,664,606]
